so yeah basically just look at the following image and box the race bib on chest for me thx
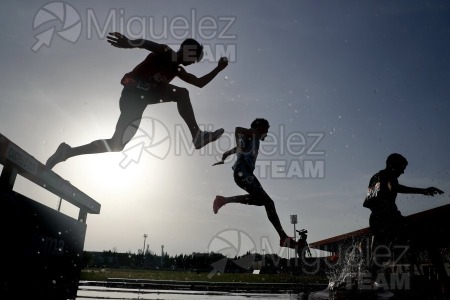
[367,181,380,199]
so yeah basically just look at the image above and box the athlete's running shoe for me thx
[213,195,227,214]
[46,142,70,169]
[193,128,224,150]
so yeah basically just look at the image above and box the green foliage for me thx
[80,268,327,284]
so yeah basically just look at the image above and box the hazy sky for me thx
[1,0,449,257]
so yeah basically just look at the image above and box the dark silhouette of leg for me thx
[214,192,288,240]
[46,88,147,168]
[214,171,294,246]
[155,84,223,149]
[46,83,223,169]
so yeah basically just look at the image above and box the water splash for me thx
[326,243,368,293]
[308,243,394,300]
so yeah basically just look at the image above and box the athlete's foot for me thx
[213,195,227,214]
[193,128,224,150]
[280,236,298,249]
[46,142,71,169]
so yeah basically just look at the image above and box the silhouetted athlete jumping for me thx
[212,118,298,249]
[46,32,228,169]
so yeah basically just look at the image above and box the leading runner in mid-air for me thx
[46,32,228,169]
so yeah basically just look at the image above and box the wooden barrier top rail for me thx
[0,133,100,216]
[309,203,450,253]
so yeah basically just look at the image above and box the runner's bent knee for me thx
[262,197,275,210]
[251,190,273,207]
[174,87,190,102]
[106,138,126,152]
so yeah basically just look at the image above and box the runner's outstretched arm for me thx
[213,147,237,166]
[398,185,444,195]
[177,57,228,88]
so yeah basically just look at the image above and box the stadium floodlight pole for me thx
[290,214,298,239]
[290,215,298,258]
[143,234,148,255]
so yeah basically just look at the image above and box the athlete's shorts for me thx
[233,163,265,199]
[369,211,409,244]
[119,76,176,109]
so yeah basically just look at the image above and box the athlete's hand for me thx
[107,32,134,49]
[423,187,444,196]
[217,57,229,71]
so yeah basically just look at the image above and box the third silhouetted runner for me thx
[213,118,299,249]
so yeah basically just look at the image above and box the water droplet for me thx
[224,76,228,80]
[173,88,177,92]
[141,95,144,99]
